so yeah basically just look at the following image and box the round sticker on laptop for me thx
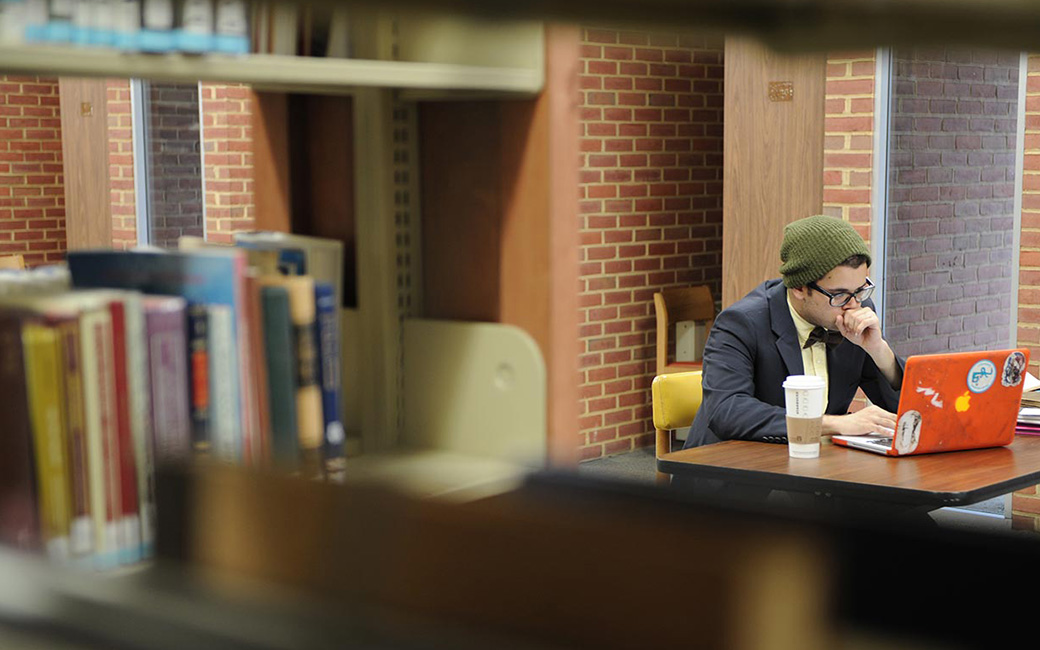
[1002,351,1026,388]
[967,360,997,393]
[895,410,921,455]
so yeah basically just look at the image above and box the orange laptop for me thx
[833,348,1030,456]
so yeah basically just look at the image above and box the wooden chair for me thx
[0,254,25,270]
[653,285,715,375]
[651,370,703,484]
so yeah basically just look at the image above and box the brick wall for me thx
[823,52,877,243]
[1013,54,1040,531]
[107,79,137,249]
[104,81,255,248]
[885,49,1018,357]
[147,82,206,248]
[0,75,66,267]
[200,82,255,245]
[577,28,724,460]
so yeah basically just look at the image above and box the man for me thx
[684,215,904,449]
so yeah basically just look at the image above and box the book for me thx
[242,271,270,467]
[261,285,298,470]
[213,0,247,53]
[143,295,191,464]
[57,316,94,560]
[139,0,175,51]
[177,0,213,52]
[186,304,210,454]
[104,295,143,564]
[234,231,345,313]
[22,319,74,561]
[282,275,323,479]
[315,281,345,481]
[0,311,41,552]
[207,303,240,463]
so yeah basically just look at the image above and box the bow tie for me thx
[804,326,844,349]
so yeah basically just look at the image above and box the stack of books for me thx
[0,235,345,568]
[1,0,250,54]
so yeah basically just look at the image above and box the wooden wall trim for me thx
[722,38,825,307]
[59,78,112,249]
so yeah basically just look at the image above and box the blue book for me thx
[314,282,344,480]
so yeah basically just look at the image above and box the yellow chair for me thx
[651,370,703,484]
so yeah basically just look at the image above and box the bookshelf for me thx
[0,9,544,98]
[2,7,579,498]
[0,47,544,97]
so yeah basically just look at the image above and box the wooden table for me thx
[658,434,1040,513]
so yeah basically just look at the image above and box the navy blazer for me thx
[683,279,905,448]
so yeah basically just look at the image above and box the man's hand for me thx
[835,307,883,355]
[823,405,897,436]
[835,307,903,390]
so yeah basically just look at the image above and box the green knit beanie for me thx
[779,215,871,288]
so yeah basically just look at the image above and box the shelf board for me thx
[0,46,544,96]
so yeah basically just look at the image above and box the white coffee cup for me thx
[782,375,826,458]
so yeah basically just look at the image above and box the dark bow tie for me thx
[804,326,844,349]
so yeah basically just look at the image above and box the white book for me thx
[0,0,29,45]
[213,0,246,53]
[207,303,240,463]
[178,0,213,51]
[118,292,155,559]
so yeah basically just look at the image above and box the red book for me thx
[107,299,141,563]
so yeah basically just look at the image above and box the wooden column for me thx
[420,24,581,466]
[722,38,826,307]
[59,78,112,249]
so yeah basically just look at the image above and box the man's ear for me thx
[789,285,809,301]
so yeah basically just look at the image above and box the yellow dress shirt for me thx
[787,292,829,410]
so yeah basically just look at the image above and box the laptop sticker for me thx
[955,391,971,412]
[967,360,996,393]
[895,410,921,454]
[1002,351,1026,387]
[915,386,943,407]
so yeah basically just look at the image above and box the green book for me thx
[261,286,298,469]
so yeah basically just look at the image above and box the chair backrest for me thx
[653,285,715,373]
[0,254,25,270]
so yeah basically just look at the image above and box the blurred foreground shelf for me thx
[0,46,544,97]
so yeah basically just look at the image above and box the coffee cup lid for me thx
[782,374,825,390]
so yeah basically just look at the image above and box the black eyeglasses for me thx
[807,277,875,307]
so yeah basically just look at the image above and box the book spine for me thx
[187,303,210,455]
[139,0,173,51]
[261,285,298,469]
[145,299,191,463]
[213,0,247,53]
[80,308,119,569]
[284,276,323,479]
[177,0,213,52]
[107,300,142,564]
[58,318,94,560]
[314,282,345,481]
[22,321,72,562]
[123,296,155,559]
[45,0,75,43]
[207,303,239,463]
[0,312,40,551]
[112,0,140,50]
[241,273,267,467]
